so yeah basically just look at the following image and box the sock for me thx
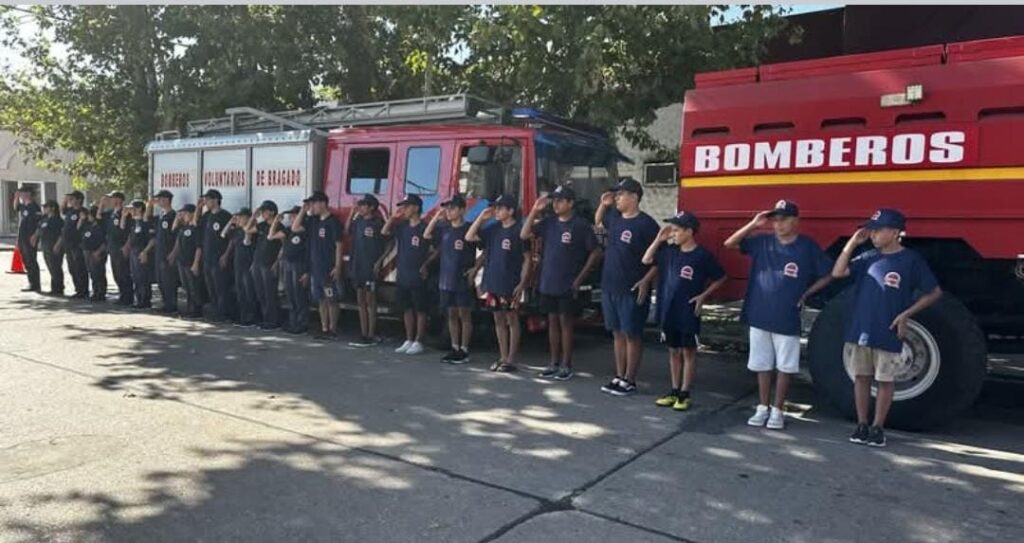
[451,343,459,352]
[460,345,469,353]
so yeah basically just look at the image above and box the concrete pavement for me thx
[1,264,1022,542]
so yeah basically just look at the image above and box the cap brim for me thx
[766,210,797,218]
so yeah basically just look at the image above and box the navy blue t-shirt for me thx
[740,234,832,336]
[254,222,280,267]
[844,248,939,353]
[281,226,308,264]
[350,215,386,282]
[62,207,85,249]
[655,245,725,333]
[155,209,176,256]
[600,209,660,296]
[480,220,526,297]
[38,215,64,251]
[104,210,131,249]
[533,215,598,296]
[437,222,475,293]
[201,209,232,263]
[231,226,255,269]
[308,214,343,275]
[176,223,200,267]
[81,221,106,252]
[16,202,41,242]
[395,221,428,288]
[129,218,156,251]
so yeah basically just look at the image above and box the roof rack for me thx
[185,94,506,137]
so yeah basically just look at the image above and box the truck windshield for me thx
[536,137,618,221]
[458,144,522,202]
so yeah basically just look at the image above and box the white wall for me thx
[0,131,75,235]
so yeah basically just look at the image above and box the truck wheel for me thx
[808,289,987,431]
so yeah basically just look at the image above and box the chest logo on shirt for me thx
[884,271,902,289]
[243,239,252,246]
[318,227,326,238]
[213,222,221,231]
[783,262,799,278]
[113,219,119,226]
[41,221,48,229]
[620,230,633,244]
[162,221,169,229]
[70,214,78,221]
[411,236,420,247]
[775,200,787,210]
[454,239,464,251]
[871,210,882,220]
[363,227,374,238]
[291,235,301,245]
[680,265,694,280]
[560,231,572,244]
[21,210,28,217]
[84,231,92,239]
[184,230,193,238]
[134,226,142,234]
[501,238,512,251]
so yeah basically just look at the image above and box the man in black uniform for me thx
[197,189,234,321]
[224,207,258,327]
[34,200,65,296]
[127,199,156,308]
[172,204,203,319]
[79,205,108,301]
[148,190,179,313]
[102,192,133,305]
[251,200,281,330]
[12,185,42,292]
[60,190,89,299]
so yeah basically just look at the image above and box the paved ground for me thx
[1,263,1022,543]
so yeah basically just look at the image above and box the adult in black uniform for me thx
[197,189,234,321]
[79,206,108,301]
[147,190,179,313]
[126,200,155,309]
[12,185,42,292]
[171,204,204,319]
[60,190,89,299]
[251,200,281,330]
[223,207,258,327]
[34,201,65,296]
[270,205,309,334]
[101,192,134,305]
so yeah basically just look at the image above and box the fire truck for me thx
[679,36,1024,429]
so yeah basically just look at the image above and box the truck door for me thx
[338,143,398,220]
[394,142,451,217]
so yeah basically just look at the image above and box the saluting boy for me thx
[383,194,429,355]
[642,211,727,411]
[79,206,108,302]
[171,204,204,319]
[102,192,134,305]
[467,195,530,372]
[148,190,178,313]
[348,194,387,347]
[224,207,258,327]
[61,190,89,299]
[724,200,833,430]
[35,201,65,296]
[832,209,942,447]
[252,201,282,331]
[292,191,343,340]
[424,194,476,364]
[126,200,156,309]
[197,189,234,321]
[520,185,601,380]
[13,185,42,293]
[270,204,311,335]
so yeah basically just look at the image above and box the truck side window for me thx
[405,147,441,195]
[347,149,390,194]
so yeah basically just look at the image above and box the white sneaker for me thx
[405,341,424,355]
[747,405,770,427]
[766,406,786,430]
[395,340,413,354]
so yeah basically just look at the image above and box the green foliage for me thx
[0,5,790,193]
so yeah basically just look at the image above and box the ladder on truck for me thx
[178,94,506,138]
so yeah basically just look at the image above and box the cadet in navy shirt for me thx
[126,200,156,308]
[724,199,833,430]
[383,194,430,355]
[347,195,388,347]
[644,211,727,411]
[833,208,942,447]
[61,190,90,299]
[595,178,660,397]
[468,195,530,372]
[521,185,601,380]
[251,201,282,330]
[224,208,259,326]
[292,192,343,340]
[101,192,134,305]
[79,206,108,301]
[270,205,311,335]
[13,185,42,292]
[35,201,65,295]
[172,204,204,319]
[198,189,234,321]
[148,190,179,313]
[424,194,476,364]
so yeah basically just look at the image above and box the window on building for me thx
[347,149,390,194]
[404,147,441,195]
[644,163,677,186]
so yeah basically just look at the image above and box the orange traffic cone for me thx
[8,245,26,274]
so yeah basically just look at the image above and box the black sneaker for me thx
[553,366,574,381]
[866,426,886,447]
[600,378,623,394]
[348,336,375,348]
[849,424,869,444]
[441,349,460,363]
[610,380,637,397]
[539,364,560,379]
[447,350,470,365]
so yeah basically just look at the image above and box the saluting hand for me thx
[751,210,771,228]
[599,191,615,208]
[532,195,549,213]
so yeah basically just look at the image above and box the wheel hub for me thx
[872,319,942,401]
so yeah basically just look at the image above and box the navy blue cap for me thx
[129,199,145,209]
[442,194,467,208]
[155,190,174,200]
[397,194,423,208]
[766,199,799,218]
[611,177,643,198]
[550,185,576,201]
[357,194,380,208]
[491,194,518,209]
[665,210,701,232]
[202,189,222,200]
[106,191,126,200]
[236,207,252,216]
[257,200,278,213]
[308,190,329,203]
[66,190,85,200]
[180,204,197,213]
[862,208,906,230]
[284,205,301,214]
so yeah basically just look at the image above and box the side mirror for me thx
[466,146,494,165]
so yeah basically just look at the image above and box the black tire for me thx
[808,288,987,431]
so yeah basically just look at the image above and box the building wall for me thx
[616,103,682,223]
[0,131,75,235]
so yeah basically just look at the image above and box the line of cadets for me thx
[13,179,941,447]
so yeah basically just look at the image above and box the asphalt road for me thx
[1,266,1022,543]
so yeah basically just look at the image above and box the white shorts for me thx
[747,326,801,374]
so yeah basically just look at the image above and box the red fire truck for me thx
[679,36,1024,429]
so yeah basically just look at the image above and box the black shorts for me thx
[538,292,582,317]
[440,289,475,309]
[395,285,430,312]
[663,328,699,349]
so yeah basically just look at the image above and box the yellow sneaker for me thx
[655,391,680,407]
[673,395,692,411]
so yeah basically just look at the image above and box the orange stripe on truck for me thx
[681,166,1024,188]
